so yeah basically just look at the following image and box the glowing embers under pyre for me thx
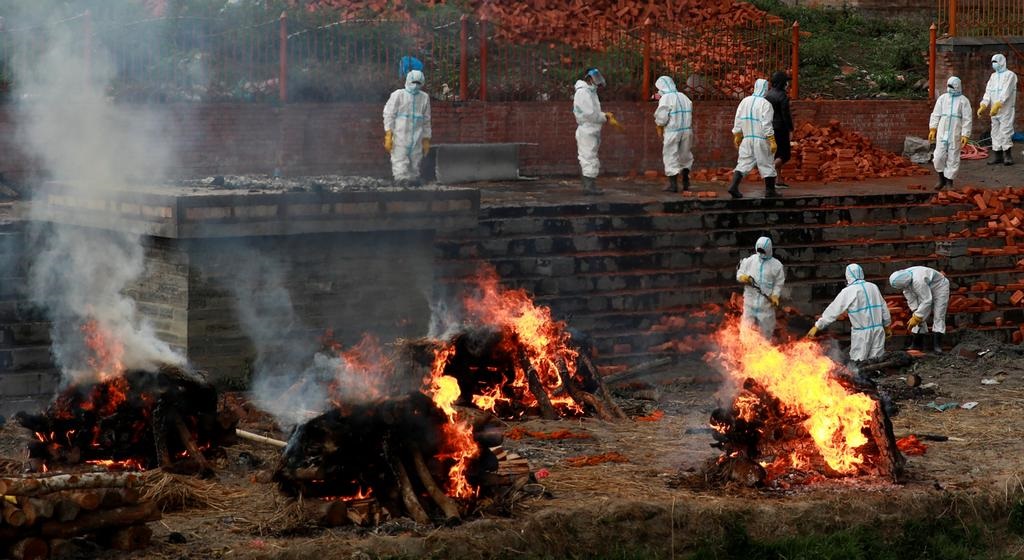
[706,321,904,488]
[18,367,236,475]
[17,322,236,474]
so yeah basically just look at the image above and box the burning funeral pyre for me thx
[16,321,237,475]
[272,268,617,525]
[705,321,904,488]
[411,268,624,421]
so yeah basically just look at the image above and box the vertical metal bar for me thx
[791,21,799,99]
[641,21,651,101]
[279,11,287,103]
[949,0,957,36]
[929,23,937,101]
[459,15,469,101]
[479,15,488,101]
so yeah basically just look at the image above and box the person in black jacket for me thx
[765,71,794,188]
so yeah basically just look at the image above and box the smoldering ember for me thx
[1,2,1024,560]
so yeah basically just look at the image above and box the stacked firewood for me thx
[0,472,158,559]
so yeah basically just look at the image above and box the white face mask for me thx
[993,62,1002,71]
[406,83,421,93]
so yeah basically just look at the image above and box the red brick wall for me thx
[0,100,933,181]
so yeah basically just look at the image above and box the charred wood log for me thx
[386,445,430,525]
[410,450,461,523]
[104,524,153,552]
[517,351,558,420]
[577,353,628,419]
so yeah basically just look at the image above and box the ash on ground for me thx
[172,174,449,193]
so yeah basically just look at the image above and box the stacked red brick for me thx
[934,187,1024,343]
[692,120,930,183]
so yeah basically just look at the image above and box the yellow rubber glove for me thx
[960,136,969,147]
[422,138,431,156]
[605,112,623,130]
[384,130,393,152]
[738,274,751,285]
[768,135,777,153]
[977,104,988,117]
[907,315,923,329]
[770,294,780,307]
[991,101,1003,116]
[656,125,665,138]
[806,326,819,338]
[927,129,936,143]
[733,132,743,148]
[885,326,893,338]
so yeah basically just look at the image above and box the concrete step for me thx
[0,345,55,372]
[470,202,972,237]
[0,322,52,348]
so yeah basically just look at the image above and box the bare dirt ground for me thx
[3,336,1023,559]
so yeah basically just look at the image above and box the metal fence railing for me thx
[937,0,1024,37]
[0,9,794,104]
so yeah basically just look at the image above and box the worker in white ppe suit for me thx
[888,266,950,353]
[383,70,432,186]
[653,76,694,193]
[574,68,619,195]
[978,54,1017,166]
[727,78,778,199]
[928,76,972,191]
[736,237,785,340]
[806,264,891,362]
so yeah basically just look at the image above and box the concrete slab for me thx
[30,177,480,239]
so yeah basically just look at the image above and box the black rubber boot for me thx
[934,171,947,190]
[932,332,944,353]
[764,176,780,198]
[727,171,744,199]
[664,174,679,193]
[1004,149,1015,166]
[681,168,691,191]
[988,148,1005,165]
[583,176,603,195]
[912,333,926,351]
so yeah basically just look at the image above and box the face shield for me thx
[946,76,962,96]
[992,54,1007,72]
[587,68,607,87]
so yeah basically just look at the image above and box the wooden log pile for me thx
[0,472,159,559]
[16,366,238,475]
[692,121,931,183]
[274,391,525,526]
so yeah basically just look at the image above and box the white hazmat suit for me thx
[383,70,432,184]
[573,78,607,179]
[814,264,891,362]
[732,78,776,179]
[888,266,950,335]
[929,76,972,184]
[653,76,694,177]
[980,54,1018,155]
[736,237,785,340]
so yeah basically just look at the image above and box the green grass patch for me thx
[751,0,929,99]
[689,516,1015,560]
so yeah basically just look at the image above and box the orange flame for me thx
[471,385,510,413]
[424,346,479,499]
[462,266,582,416]
[82,319,125,382]
[85,458,145,471]
[711,320,874,474]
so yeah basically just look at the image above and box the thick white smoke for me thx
[12,5,184,384]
